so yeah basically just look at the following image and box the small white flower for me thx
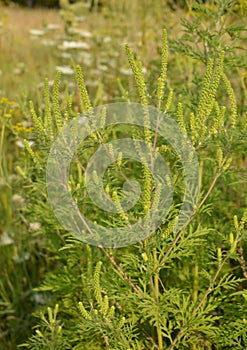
[119,67,132,76]
[29,222,42,232]
[15,140,24,148]
[12,194,25,207]
[0,232,14,246]
[68,28,92,38]
[142,67,147,74]
[13,68,22,75]
[46,23,60,31]
[29,29,46,36]
[22,121,32,128]
[56,65,74,75]
[15,140,34,149]
[13,252,30,263]
[103,36,112,44]
[59,41,90,50]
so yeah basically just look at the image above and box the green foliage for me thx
[1,1,247,349]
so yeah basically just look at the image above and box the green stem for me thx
[153,248,163,349]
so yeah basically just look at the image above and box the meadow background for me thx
[0,0,247,349]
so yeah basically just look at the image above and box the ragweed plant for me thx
[18,16,247,350]
[0,2,245,350]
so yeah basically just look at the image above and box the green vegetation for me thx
[0,1,247,349]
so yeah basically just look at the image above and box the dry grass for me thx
[0,2,185,103]
[0,6,62,100]
[0,2,245,105]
